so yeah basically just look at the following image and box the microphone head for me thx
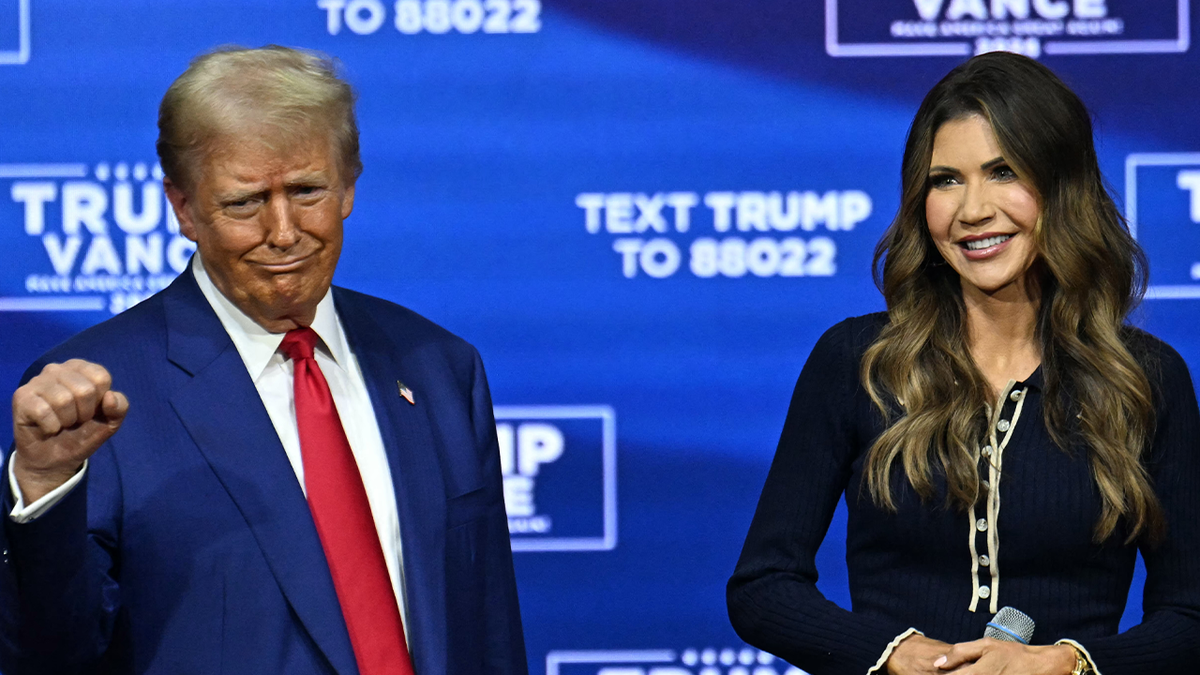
[984,606,1035,644]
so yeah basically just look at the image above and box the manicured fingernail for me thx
[934,656,947,668]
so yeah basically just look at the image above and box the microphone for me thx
[984,606,1035,644]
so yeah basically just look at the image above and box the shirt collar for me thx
[1019,365,1044,392]
[190,254,349,380]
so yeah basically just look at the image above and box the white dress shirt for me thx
[8,255,410,637]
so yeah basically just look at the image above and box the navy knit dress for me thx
[727,313,1200,675]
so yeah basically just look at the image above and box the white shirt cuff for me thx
[1056,639,1100,675]
[7,457,88,524]
[868,627,924,674]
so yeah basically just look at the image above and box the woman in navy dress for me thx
[728,52,1200,675]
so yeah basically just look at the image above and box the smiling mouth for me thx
[253,256,312,272]
[961,234,1013,251]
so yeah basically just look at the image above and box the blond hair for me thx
[156,44,361,190]
[862,52,1162,544]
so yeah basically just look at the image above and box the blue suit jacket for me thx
[0,270,527,675]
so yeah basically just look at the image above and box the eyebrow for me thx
[215,171,332,201]
[286,172,330,187]
[216,188,266,204]
[927,156,1007,174]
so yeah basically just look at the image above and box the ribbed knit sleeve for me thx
[1076,342,1200,672]
[727,318,907,675]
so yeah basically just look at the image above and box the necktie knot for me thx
[280,327,319,362]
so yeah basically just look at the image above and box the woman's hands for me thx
[932,639,1077,674]
[887,634,1079,674]
[886,634,954,675]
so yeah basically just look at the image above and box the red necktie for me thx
[280,327,415,675]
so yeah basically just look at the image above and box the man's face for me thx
[166,133,354,332]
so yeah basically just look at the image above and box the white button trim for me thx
[967,381,1029,614]
[868,628,925,674]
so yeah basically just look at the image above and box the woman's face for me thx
[925,114,1041,299]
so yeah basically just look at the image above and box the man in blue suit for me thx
[0,45,526,675]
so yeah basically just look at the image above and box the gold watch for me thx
[1069,647,1093,675]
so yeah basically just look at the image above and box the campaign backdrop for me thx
[2,1,1199,673]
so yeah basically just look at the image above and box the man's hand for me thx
[886,634,956,675]
[11,360,128,503]
[934,638,1076,674]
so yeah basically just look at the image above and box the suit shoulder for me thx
[22,294,169,383]
[1122,325,1183,362]
[1121,325,1194,396]
[819,311,889,359]
[333,286,477,356]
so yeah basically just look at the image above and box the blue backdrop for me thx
[2,1,1198,673]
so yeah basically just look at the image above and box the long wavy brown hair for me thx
[861,52,1163,543]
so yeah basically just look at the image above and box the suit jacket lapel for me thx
[162,272,359,675]
[336,290,448,675]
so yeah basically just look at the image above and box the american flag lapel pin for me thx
[397,380,415,405]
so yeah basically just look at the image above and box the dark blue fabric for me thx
[727,314,1200,675]
[0,268,527,675]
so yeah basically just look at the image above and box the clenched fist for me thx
[11,359,129,503]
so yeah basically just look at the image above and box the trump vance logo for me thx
[546,647,809,675]
[0,0,30,65]
[496,405,617,552]
[1125,152,1200,300]
[826,0,1189,59]
[0,162,193,314]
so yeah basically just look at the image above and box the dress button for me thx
[1010,390,1023,402]
[982,480,991,491]
[976,518,988,532]
[979,554,991,566]
[997,419,1011,432]
[978,586,991,599]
